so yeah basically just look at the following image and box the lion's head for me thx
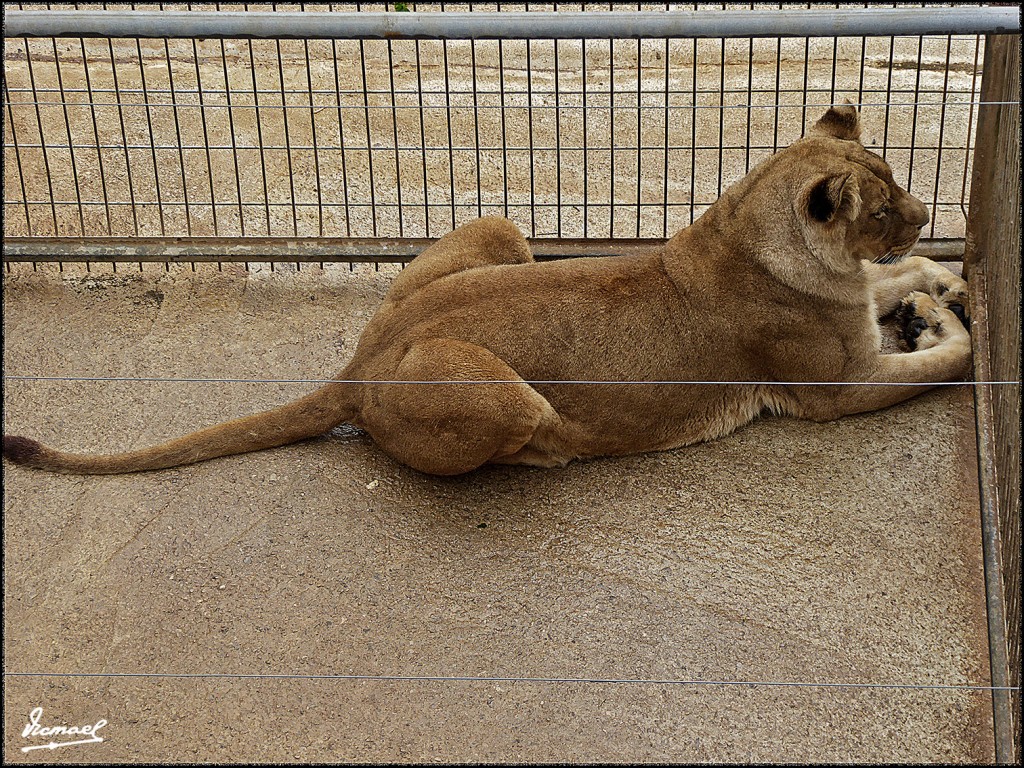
[712,105,931,292]
[795,104,930,270]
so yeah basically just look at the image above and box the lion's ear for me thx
[795,172,863,270]
[801,172,862,225]
[809,104,862,142]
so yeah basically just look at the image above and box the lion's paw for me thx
[895,291,970,351]
[929,273,969,328]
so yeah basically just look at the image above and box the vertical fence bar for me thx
[661,34,669,238]
[498,25,510,222]
[332,37,353,238]
[51,37,87,236]
[25,37,59,240]
[244,37,270,237]
[772,34,781,154]
[554,36,564,237]
[219,33,246,239]
[959,36,983,224]
[800,35,809,131]
[387,38,405,236]
[108,38,140,239]
[905,34,924,194]
[4,73,34,237]
[191,37,219,236]
[828,32,837,106]
[79,38,113,236]
[633,32,641,238]
[582,34,590,237]
[856,31,866,112]
[928,34,953,240]
[163,37,192,236]
[688,35,697,227]
[743,33,752,173]
[274,36,297,238]
[414,36,430,237]
[134,37,166,238]
[881,34,894,162]
[469,36,482,222]
[526,30,536,237]
[716,35,725,198]
[303,37,323,238]
[442,27,455,232]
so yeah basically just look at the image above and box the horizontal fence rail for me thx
[4,8,1021,40]
[4,669,1019,692]
[3,375,1019,387]
[1,236,967,264]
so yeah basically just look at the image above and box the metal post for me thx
[3,8,1021,41]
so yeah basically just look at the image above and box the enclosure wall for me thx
[964,33,1022,765]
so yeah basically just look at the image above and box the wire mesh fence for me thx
[3,3,987,257]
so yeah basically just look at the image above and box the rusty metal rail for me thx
[1,235,966,264]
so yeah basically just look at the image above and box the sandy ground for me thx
[2,261,994,762]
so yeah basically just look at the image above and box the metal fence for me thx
[1,3,1002,264]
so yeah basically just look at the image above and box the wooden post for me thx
[963,32,1021,765]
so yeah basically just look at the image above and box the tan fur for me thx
[2,106,972,476]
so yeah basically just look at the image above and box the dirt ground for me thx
[2,260,995,762]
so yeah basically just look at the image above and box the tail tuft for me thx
[3,435,44,466]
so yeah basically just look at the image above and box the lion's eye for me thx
[872,205,890,219]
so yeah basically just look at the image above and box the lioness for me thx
[3,105,972,477]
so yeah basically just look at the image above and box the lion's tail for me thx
[2,381,357,475]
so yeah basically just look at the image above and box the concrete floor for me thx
[2,260,994,762]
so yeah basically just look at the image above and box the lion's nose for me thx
[911,201,930,228]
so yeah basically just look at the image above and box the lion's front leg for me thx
[894,291,973,352]
[788,300,971,421]
[863,255,969,326]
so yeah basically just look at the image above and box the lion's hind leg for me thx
[385,217,533,303]
[359,338,566,475]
